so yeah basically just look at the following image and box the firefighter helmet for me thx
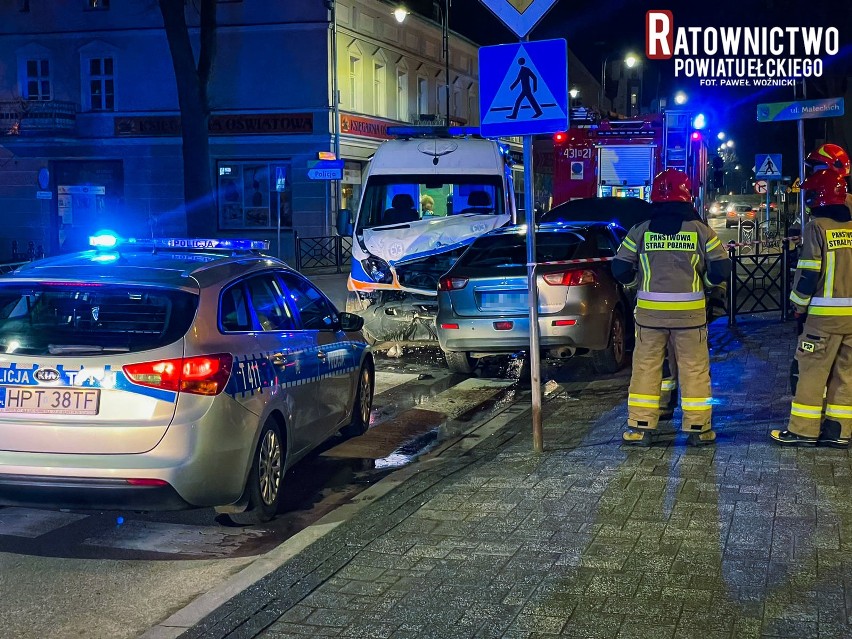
[806,143,850,178]
[800,169,848,208]
[650,169,692,203]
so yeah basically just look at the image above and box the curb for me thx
[140,381,561,639]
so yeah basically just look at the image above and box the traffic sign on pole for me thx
[477,0,558,38]
[755,154,782,180]
[755,180,768,194]
[479,39,568,138]
[307,167,343,180]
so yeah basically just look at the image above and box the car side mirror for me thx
[336,209,353,237]
[338,311,364,332]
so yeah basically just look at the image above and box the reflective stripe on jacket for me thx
[614,219,728,328]
[791,216,852,333]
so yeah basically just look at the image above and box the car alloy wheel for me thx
[358,366,372,426]
[258,428,282,507]
[611,314,625,363]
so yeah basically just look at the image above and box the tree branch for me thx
[197,0,217,106]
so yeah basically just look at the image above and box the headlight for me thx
[361,257,393,284]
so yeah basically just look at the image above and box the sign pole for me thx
[525,127,543,453]
[765,179,771,227]
[797,118,805,222]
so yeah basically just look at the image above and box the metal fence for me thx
[727,242,793,325]
[294,234,352,273]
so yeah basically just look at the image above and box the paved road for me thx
[0,346,607,639]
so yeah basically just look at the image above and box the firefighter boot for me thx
[687,430,716,446]
[768,429,818,447]
[621,426,674,447]
[818,419,850,449]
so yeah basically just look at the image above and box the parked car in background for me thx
[726,203,757,228]
[436,222,632,375]
[541,196,651,230]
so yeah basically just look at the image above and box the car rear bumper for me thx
[437,311,611,353]
[0,474,190,510]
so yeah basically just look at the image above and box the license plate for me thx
[480,291,527,309]
[0,387,101,415]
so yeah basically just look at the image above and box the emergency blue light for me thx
[692,113,707,130]
[127,238,270,251]
[89,232,120,248]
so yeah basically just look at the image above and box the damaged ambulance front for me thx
[345,133,516,342]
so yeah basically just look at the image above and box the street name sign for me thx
[479,39,568,137]
[478,0,558,38]
[757,97,845,122]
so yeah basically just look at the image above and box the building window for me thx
[348,55,362,111]
[417,76,428,115]
[396,70,408,121]
[373,62,386,118]
[25,59,50,101]
[87,57,114,111]
[85,0,109,9]
[217,161,292,230]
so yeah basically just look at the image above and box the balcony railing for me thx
[0,100,77,135]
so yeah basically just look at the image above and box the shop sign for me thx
[339,113,393,139]
[115,113,313,137]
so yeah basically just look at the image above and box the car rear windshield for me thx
[0,283,199,356]
[457,231,585,268]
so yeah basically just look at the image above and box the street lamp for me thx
[395,2,451,123]
[674,91,688,105]
[717,131,726,140]
[599,52,640,115]
[726,140,734,148]
[569,88,579,99]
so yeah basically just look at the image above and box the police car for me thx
[0,235,373,523]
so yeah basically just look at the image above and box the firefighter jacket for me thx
[613,202,730,329]
[790,204,852,334]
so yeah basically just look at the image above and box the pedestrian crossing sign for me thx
[479,39,568,138]
[755,154,782,179]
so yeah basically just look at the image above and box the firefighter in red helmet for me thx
[771,169,852,447]
[612,169,731,446]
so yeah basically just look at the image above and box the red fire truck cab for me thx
[552,110,708,215]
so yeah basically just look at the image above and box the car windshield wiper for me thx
[48,344,131,354]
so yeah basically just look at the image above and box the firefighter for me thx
[613,169,731,446]
[770,169,852,447]
[790,144,851,394]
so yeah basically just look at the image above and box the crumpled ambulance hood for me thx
[362,213,511,265]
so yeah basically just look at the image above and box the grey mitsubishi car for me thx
[436,221,632,374]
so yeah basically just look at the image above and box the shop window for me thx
[86,57,114,111]
[217,161,292,231]
[24,59,50,101]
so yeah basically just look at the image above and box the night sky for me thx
[404,0,851,178]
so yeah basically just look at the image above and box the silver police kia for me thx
[0,236,373,523]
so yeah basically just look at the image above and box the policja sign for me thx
[479,0,567,453]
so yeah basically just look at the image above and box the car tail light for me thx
[440,323,460,329]
[552,319,577,326]
[494,321,513,330]
[438,276,469,291]
[542,269,597,286]
[126,478,169,487]
[123,354,233,396]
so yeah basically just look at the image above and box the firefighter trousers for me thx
[661,338,678,413]
[788,326,852,439]
[628,325,712,432]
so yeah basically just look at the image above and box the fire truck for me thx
[552,110,709,215]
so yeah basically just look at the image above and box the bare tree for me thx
[158,0,217,236]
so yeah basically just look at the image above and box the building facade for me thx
[0,0,480,261]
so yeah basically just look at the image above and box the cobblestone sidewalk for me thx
[183,318,852,639]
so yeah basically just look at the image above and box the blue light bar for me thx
[129,238,271,251]
[88,235,269,251]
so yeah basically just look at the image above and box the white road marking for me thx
[0,507,87,538]
[81,521,266,557]
[374,371,420,395]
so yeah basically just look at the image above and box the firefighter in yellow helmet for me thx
[612,169,731,445]
[771,169,852,447]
